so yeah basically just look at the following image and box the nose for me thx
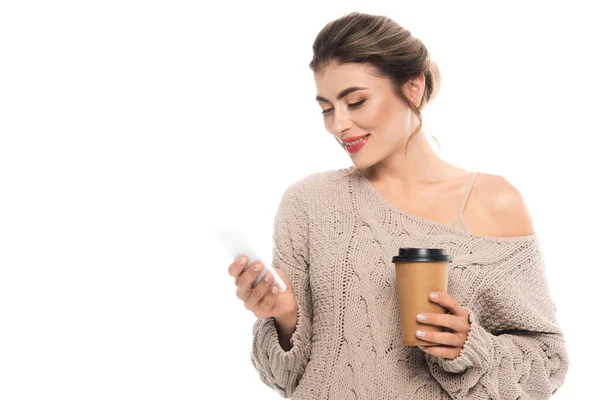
[331,110,352,139]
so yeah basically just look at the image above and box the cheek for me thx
[363,98,394,128]
[372,98,410,135]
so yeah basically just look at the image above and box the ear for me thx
[404,73,426,108]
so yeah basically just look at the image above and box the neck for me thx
[357,129,463,187]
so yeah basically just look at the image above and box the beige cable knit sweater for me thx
[250,166,569,399]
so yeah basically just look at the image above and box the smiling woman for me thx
[311,60,446,179]
[312,28,442,164]
[242,11,569,400]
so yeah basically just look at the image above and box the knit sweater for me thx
[250,166,569,400]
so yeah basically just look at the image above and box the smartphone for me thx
[214,228,287,292]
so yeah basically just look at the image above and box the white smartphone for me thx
[214,228,287,292]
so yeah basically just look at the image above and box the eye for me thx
[321,100,366,116]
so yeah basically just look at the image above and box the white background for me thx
[1,1,597,399]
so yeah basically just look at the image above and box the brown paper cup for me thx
[392,248,451,346]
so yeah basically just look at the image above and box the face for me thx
[314,60,424,168]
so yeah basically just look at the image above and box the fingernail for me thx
[264,275,270,282]
[272,286,279,294]
[253,264,259,272]
[239,257,246,265]
[418,346,426,350]
[417,313,426,321]
[416,330,426,338]
[430,292,438,299]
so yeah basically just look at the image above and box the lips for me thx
[341,134,370,144]
[345,134,370,154]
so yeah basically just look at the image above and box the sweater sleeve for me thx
[422,240,570,399]
[250,183,313,398]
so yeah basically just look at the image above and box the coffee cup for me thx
[392,248,451,346]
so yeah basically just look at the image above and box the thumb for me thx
[273,267,292,289]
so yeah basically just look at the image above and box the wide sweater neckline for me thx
[348,165,538,244]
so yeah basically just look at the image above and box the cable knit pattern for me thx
[250,166,569,399]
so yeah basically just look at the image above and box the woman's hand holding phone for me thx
[229,256,298,322]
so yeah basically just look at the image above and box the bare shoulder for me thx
[469,172,535,237]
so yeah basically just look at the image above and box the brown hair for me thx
[309,12,442,158]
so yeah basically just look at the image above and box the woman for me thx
[228,12,569,399]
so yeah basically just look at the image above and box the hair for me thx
[309,12,442,158]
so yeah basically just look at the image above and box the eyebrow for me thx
[315,86,369,103]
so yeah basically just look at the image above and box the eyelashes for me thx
[321,100,366,116]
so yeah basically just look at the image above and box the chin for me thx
[350,157,377,170]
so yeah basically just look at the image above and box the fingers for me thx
[416,312,469,333]
[242,269,274,310]
[415,329,464,347]
[429,291,468,318]
[418,344,459,359]
[235,260,266,299]
[228,256,249,284]
[254,278,280,319]
[415,310,468,347]
[228,256,280,318]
